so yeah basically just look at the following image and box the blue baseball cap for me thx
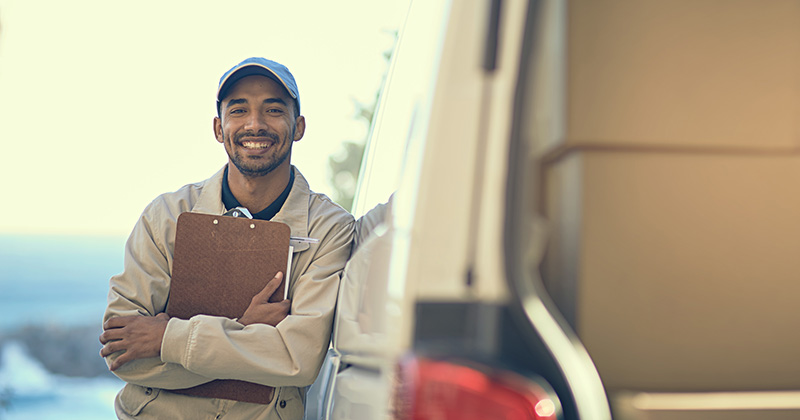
[216,57,300,116]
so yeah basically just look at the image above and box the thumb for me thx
[254,272,284,302]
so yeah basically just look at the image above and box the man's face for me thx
[214,75,305,178]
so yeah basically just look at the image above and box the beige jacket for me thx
[103,166,354,420]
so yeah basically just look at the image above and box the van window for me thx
[351,1,450,219]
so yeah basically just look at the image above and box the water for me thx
[0,234,125,329]
[0,234,128,419]
[0,341,122,419]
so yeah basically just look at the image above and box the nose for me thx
[243,111,268,131]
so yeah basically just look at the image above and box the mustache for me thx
[233,130,280,143]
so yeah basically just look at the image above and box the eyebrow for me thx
[263,98,288,107]
[225,98,248,109]
[224,97,288,110]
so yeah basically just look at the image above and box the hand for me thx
[99,313,170,371]
[239,272,291,326]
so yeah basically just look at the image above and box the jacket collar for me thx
[192,165,312,252]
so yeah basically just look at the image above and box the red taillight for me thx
[395,358,561,420]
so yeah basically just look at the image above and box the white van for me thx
[307,1,800,419]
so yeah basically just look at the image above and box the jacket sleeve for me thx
[103,199,213,389]
[160,214,354,387]
[354,195,392,251]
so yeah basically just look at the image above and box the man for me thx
[100,57,354,420]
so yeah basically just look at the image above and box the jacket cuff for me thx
[161,317,194,365]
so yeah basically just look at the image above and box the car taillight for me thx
[394,357,561,420]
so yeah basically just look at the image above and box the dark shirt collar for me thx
[222,165,294,220]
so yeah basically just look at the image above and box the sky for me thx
[0,0,410,236]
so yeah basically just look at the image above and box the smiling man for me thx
[100,57,354,420]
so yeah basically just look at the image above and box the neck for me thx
[226,161,292,213]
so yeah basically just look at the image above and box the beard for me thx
[225,128,293,178]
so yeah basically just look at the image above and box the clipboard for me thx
[166,211,291,404]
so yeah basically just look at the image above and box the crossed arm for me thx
[99,272,290,371]
[101,197,353,389]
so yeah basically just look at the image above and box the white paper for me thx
[285,245,293,300]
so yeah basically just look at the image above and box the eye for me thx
[229,108,246,115]
[266,108,284,114]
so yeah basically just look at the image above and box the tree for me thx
[328,32,397,211]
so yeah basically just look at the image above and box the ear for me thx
[293,115,306,142]
[213,116,223,143]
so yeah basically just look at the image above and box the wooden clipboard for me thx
[166,211,291,404]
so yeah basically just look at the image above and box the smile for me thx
[240,141,273,149]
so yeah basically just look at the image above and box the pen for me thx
[223,207,319,244]
[290,236,319,244]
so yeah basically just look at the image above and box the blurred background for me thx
[0,1,408,417]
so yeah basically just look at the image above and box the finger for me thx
[100,342,116,358]
[110,351,132,371]
[255,272,284,301]
[155,313,170,321]
[103,316,135,330]
[100,341,125,358]
[99,328,124,344]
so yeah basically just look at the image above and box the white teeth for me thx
[242,142,270,149]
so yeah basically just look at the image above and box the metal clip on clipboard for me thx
[224,206,319,246]
[223,207,319,298]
